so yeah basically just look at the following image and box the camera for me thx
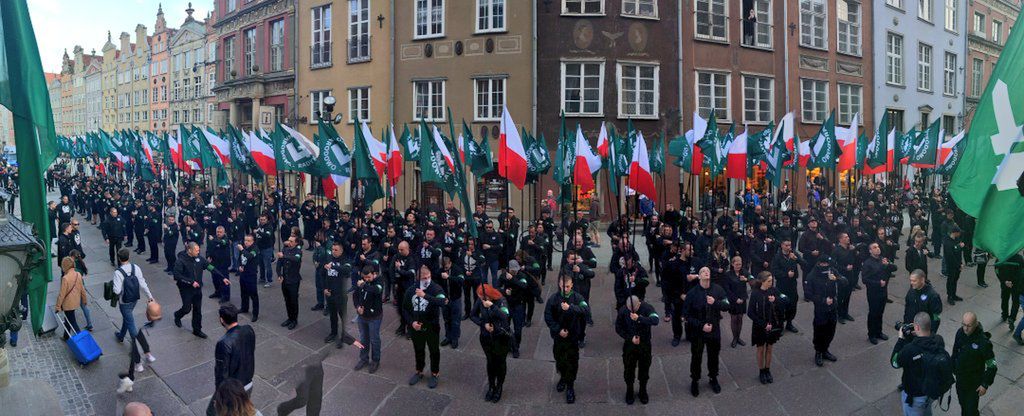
[894,321,915,338]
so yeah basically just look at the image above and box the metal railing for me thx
[311,41,332,69]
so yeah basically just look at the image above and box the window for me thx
[917,43,932,91]
[349,87,371,123]
[886,33,904,85]
[415,0,444,39]
[617,63,658,118]
[973,12,985,37]
[942,115,955,136]
[742,75,773,124]
[695,0,727,41]
[801,79,828,123]
[742,0,772,49]
[311,4,332,67]
[184,78,191,99]
[474,77,505,121]
[920,111,930,130]
[270,20,285,72]
[837,83,861,125]
[240,28,254,75]
[224,35,236,75]
[183,109,189,123]
[696,71,729,121]
[349,0,370,62]
[943,52,956,96]
[944,0,957,32]
[310,90,332,122]
[194,108,202,123]
[194,75,202,98]
[561,61,604,116]
[173,80,180,101]
[971,58,983,97]
[993,20,1003,44]
[563,0,603,14]
[622,0,656,18]
[799,0,827,49]
[918,0,931,21]
[413,80,445,121]
[837,1,861,55]
[477,0,507,32]
[226,0,236,13]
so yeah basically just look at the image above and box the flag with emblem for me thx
[317,121,352,198]
[352,120,384,204]
[910,120,942,168]
[808,111,840,170]
[273,123,322,175]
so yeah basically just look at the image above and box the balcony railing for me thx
[348,35,371,64]
[311,42,332,69]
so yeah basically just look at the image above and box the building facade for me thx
[212,0,296,132]
[965,0,1021,124]
[874,0,966,140]
[84,57,104,133]
[48,77,62,135]
[537,0,681,217]
[101,32,120,132]
[150,5,176,134]
[170,5,209,133]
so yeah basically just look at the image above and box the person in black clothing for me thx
[723,256,749,348]
[862,242,897,344]
[403,264,447,389]
[144,205,161,263]
[236,235,260,321]
[664,242,700,347]
[545,274,590,404]
[437,255,464,349]
[614,255,650,310]
[131,200,147,255]
[102,207,127,266]
[213,304,255,391]
[943,226,966,305]
[57,222,74,261]
[996,254,1023,330]
[499,260,529,358]
[480,221,504,286]
[276,236,303,330]
[162,215,179,272]
[832,233,858,323]
[393,241,418,336]
[951,312,998,416]
[173,242,222,339]
[615,295,659,405]
[808,256,844,366]
[770,239,802,333]
[207,226,232,302]
[904,232,930,277]
[323,241,353,348]
[891,312,947,413]
[562,249,595,346]
[354,265,383,373]
[903,270,942,332]
[683,266,730,397]
[748,271,786,384]
[470,283,512,403]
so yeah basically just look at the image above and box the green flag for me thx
[461,120,492,176]
[530,133,552,175]
[227,126,265,182]
[698,118,727,178]
[669,135,693,173]
[317,121,352,190]
[273,123,322,175]
[649,133,665,174]
[866,116,891,168]
[350,120,384,205]
[418,120,459,195]
[855,133,869,168]
[747,123,774,175]
[909,120,941,168]
[400,123,420,160]
[896,128,918,162]
[808,111,839,170]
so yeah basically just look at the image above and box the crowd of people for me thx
[6,159,1018,415]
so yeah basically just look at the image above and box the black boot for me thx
[566,384,576,404]
[484,382,495,402]
[759,369,767,384]
[625,383,635,405]
[492,381,503,403]
[815,352,824,367]
[638,381,649,404]
[765,368,774,384]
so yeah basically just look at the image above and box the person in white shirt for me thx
[112,248,156,393]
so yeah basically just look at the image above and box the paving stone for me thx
[256,336,314,386]
[321,370,397,416]
[374,385,452,416]
[162,360,216,405]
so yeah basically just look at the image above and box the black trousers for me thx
[108,239,123,265]
[482,337,509,387]
[125,223,134,245]
[326,293,345,335]
[690,336,721,381]
[553,337,580,385]
[134,228,146,252]
[956,381,981,416]
[163,239,177,270]
[282,283,300,322]
[866,288,886,338]
[813,320,837,352]
[623,342,652,385]
[947,267,961,298]
[173,286,203,331]
[1001,286,1020,320]
[781,289,798,322]
[838,273,854,318]
[147,236,159,262]
[668,300,685,340]
[239,281,259,319]
[976,262,987,285]
[411,323,441,374]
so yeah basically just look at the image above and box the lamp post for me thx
[0,189,45,388]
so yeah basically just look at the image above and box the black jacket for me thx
[905,245,929,276]
[276,246,303,285]
[470,298,512,343]
[770,250,802,297]
[903,283,943,326]
[101,215,126,240]
[808,266,845,325]
[682,283,730,340]
[401,280,446,327]
[861,256,896,295]
[354,279,385,319]
[614,266,650,306]
[891,335,948,398]
[324,255,349,294]
[544,290,589,342]
[614,302,660,344]
[747,287,787,331]
[214,324,256,387]
[951,326,997,388]
[723,270,750,315]
[173,251,214,289]
[498,271,530,307]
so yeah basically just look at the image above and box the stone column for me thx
[228,101,239,126]
[251,98,260,130]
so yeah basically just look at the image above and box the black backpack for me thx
[117,265,141,303]
[919,345,955,404]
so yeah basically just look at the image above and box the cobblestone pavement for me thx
[8,198,1024,415]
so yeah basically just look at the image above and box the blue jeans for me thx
[510,304,526,353]
[81,304,94,328]
[259,248,274,283]
[1014,294,1024,338]
[487,260,501,286]
[230,240,242,270]
[901,392,933,416]
[357,316,382,363]
[117,301,139,341]
[442,300,462,344]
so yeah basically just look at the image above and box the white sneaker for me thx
[146,354,156,363]
[135,363,145,373]
[117,377,134,393]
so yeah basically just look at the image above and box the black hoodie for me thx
[951,326,997,388]
[891,335,948,398]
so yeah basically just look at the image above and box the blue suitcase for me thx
[56,311,102,365]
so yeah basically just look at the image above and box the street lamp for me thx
[0,189,46,387]
[319,95,343,125]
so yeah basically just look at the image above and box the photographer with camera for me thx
[891,311,954,416]
[951,312,997,416]
[903,269,942,332]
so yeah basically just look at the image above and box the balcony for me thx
[311,42,332,69]
[348,35,371,64]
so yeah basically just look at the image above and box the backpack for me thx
[919,345,955,405]
[117,265,141,303]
